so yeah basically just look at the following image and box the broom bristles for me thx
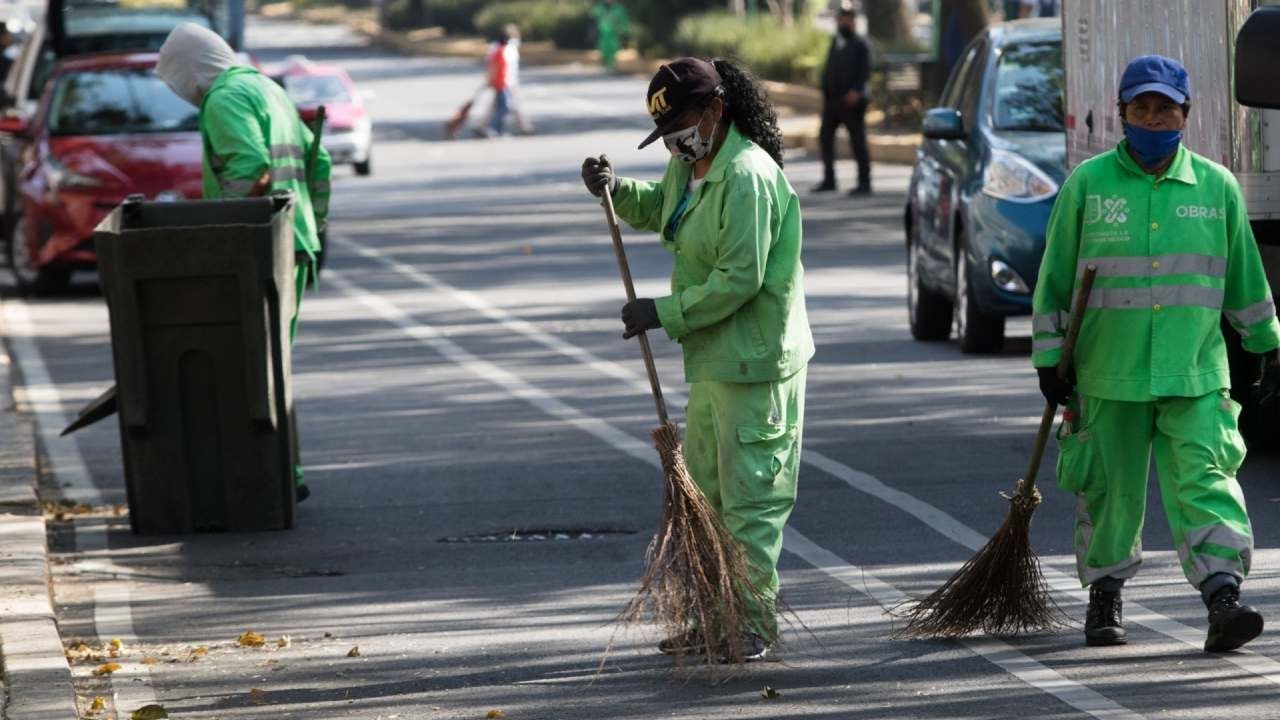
[892,480,1070,638]
[617,421,772,666]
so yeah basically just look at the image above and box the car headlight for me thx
[990,258,1031,294]
[45,156,103,192]
[982,149,1057,203]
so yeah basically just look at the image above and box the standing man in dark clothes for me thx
[814,6,872,196]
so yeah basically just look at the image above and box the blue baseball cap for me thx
[1119,54,1190,104]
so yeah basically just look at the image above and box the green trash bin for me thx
[95,194,299,534]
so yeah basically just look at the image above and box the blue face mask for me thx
[1123,123,1181,168]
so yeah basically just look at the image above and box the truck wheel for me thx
[354,155,371,177]
[955,238,1005,354]
[7,215,70,296]
[907,229,952,341]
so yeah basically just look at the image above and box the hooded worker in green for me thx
[156,23,332,501]
[1033,55,1280,652]
[589,0,630,73]
[582,58,814,663]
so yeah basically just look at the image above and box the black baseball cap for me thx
[638,57,722,149]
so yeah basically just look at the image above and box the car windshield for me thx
[283,74,350,105]
[990,41,1064,132]
[48,68,198,135]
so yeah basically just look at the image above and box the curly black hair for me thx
[711,58,785,168]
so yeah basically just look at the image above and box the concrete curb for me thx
[260,3,922,165]
[0,305,79,720]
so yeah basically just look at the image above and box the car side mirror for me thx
[1236,6,1280,109]
[922,108,965,140]
[0,112,27,135]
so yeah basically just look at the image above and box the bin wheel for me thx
[354,155,372,177]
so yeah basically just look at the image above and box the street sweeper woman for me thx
[1032,55,1280,652]
[581,57,814,662]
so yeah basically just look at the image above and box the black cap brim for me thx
[638,119,678,149]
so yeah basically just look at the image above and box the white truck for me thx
[1062,0,1280,440]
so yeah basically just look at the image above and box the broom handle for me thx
[1022,265,1097,490]
[601,182,670,425]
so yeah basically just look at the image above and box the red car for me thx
[275,56,372,176]
[4,52,202,294]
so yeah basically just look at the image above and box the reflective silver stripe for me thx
[1225,298,1277,328]
[219,179,257,196]
[1032,310,1069,334]
[1033,337,1063,354]
[271,143,306,161]
[1080,254,1227,279]
[271,166,307,183]
[1085,285,1224,310]
[313,181,331,195]
[1075,496,1142,586]
[1178,524,1253,586]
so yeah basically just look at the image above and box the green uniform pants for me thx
[597,31,619,71]
[1056,390,1252,589]
[684,367,806,639]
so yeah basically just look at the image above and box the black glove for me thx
[1037,366,1075,406]
[1252,349,1280,408]
[581,154,618,198]
[622,298,660,339]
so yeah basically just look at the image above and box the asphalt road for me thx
[5,16,1280,720]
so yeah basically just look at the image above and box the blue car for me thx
[905,19,1064,353]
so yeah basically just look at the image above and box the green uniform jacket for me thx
[612,123,815,383]
[1032,141,1280,401]
[200,66,332,256]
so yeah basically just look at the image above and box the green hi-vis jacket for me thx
[200,66,332,256]
[612,123,815,384]
[1033,141,1280,401]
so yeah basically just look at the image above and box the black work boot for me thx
[848,184,872,197]
[811,179,836,192]
[657,629,705,656]
[1204,584,1264,652]
[1084,586,1127,646]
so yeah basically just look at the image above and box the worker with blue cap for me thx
[1033,54,1280,651]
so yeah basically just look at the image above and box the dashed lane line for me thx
[333,233,1280,687]
[325,267,1146,718]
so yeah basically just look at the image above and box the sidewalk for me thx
[259,2,921,165]
[0,301,80,719]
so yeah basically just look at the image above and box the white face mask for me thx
[662,110,719,163]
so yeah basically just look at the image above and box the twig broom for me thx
[600,179,767,664]
[895,265,1098,638]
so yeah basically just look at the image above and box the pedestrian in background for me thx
[589,0,630,73]
[156,23,332,502]
[581,57,814,662]
[484,25,518,137]
[1033,54,1280,653]
[813,5,872,195]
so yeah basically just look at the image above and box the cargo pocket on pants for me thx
[1214,389,1247,477]
[736,424,797,502]
[1055,397,1095,494]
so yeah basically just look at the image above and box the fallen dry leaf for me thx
[130,704,170,719]
[486,712,506,719]
[346,646,361,657]
[109,638,125,657]
[141,656,160,666]
[249,688,267,704]
[86,695,107,714]
[277,635,291,649]
[237,631,267,648]
[92,662,122,676]
[761,685,781,700]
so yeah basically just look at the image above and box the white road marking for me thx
[784,530,1145,720]
[1,299,157,714]
[1,300,104,506]
[325,268,1145,717]
[333,233,1280,687]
